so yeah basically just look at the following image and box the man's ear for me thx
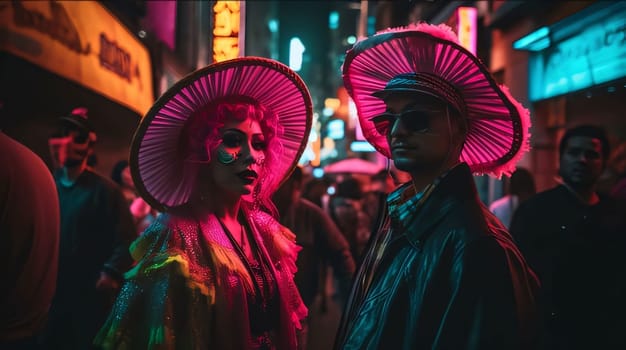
[451,117,467,153]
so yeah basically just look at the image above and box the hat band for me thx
[410,73,466,116]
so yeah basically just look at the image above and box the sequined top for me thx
[94,207,307,349]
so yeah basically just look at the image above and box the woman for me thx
[95,57,312,349]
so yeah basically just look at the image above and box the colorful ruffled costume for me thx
[95,205,307,349]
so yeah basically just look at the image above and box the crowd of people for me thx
[2,21,626,350]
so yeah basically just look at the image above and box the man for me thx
[42,108,136,349]
[329,177,371,264]
[510,125,626,349]
[335,23,539,349]
[273,167,356,349]
[0,132,60,349]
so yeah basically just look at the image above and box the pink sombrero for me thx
[342,23,531,178]
[131,57,313,211]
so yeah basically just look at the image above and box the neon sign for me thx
[212,1,240,62]
[457,7,477,54]
[518,2,626,101]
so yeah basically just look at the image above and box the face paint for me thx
[217,147,241,164]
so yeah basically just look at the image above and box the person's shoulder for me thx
[0,133,51,178]
[488,195,511,211]
[298,198,325,214]
[85,168,129,194]
[515,186,563,211]
[85,168,116,185]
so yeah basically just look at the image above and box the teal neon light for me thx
[517,2,626,101]
[513,26,550,51]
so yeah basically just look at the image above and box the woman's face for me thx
[208,116,267,198]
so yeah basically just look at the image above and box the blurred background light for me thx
[312,168,325,178]
[289,37,305,71]
[329,11,339,30]
[268,19,279,33]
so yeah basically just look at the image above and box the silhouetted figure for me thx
[329,177,371,265]
[1,133,60,350]
[489,167,536,228]
[511,124,626,349]
[273,167,355,349]
[42,108,135,349]
[302,177,332,209]
[111,159,157,235]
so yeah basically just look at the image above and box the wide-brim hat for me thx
[131,57,313,212]
[342,23,531,178]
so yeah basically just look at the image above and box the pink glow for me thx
[343,24,532,178]
[145,1,177,51]
[136,59,312,209]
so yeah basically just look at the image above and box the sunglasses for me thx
[58,127,90,144]
[371,109,443,135]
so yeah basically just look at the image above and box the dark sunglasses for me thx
[59,127,90,144]
[371,109,441,135]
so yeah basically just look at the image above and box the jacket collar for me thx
[387,163,481,249]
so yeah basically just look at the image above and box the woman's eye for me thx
[222,134,242,148]
[252,140,267,150]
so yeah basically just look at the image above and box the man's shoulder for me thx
[516,186,564,211]
[84,169,125,192]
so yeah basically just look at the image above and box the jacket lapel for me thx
[391,163,480,249]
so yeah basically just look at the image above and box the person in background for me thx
[110,160,136,205]
[607,141,626,199]
[95,57,312,349]
[329,177,372,265]
[598,142,626,200]
[362,169,397,234]
[510,124,626,349]
[0,132,60,350]
[273,166,356,349]
[111,159,157,235]
[42,107,136,349]
[489,167,536,229]
[302,177,332,209]
[336,22,539,349]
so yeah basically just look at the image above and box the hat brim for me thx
[131,57,313,211]
[59,115,94,133]
[343,23,531,178]
[371,87,451,106]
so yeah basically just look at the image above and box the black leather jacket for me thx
[335,164,540,350]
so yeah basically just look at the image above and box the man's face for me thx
[48,126,93,168]
[559,135,605,188]
[376,94,459,174]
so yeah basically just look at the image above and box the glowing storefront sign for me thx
[0,1,153,115]
[212,1,243,62]
[457,7,477,54]
[517,2,626,101]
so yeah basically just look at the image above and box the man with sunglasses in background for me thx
[42,108,136,349]
[335,23,540,349]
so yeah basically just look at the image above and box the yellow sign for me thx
[0,1,153,115]
[457,7,477,55]
[212,1,241,62]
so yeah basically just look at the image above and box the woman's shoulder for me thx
[130,213,197,260]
